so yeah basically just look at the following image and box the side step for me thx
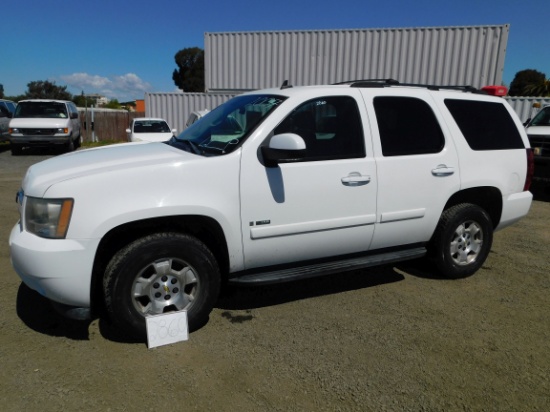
[228,247,427,285]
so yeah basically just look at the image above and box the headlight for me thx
[56,128,69,134]
[9,128,19,134]
[25,197,74,239]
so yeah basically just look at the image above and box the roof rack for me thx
[334,79,399,86]
[334,79,485,94]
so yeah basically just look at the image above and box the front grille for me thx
[20,128,57,135]
[528,134,550,157]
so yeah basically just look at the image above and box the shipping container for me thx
[205,25,510,92]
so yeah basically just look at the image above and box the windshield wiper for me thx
[170,138,202,154]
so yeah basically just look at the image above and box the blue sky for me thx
[1,0,548,102]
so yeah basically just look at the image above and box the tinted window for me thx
[374,96,444,156]
[445,99,524,150]
[274,96,365,160]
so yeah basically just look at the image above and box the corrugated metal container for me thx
[205,25,509,92]
[145,92,237,133]
[505,97,550,124]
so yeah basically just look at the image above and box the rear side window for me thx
[444,99,524,150]
[373,96,444,156]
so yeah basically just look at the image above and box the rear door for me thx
[360,89,461,249]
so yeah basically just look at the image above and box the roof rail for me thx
[334,79,399,87]
[339,79,485,94]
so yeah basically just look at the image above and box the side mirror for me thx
[261,133,306,167]
[171,128,177,135]
[70,112,79,119]
[125,128,131,133]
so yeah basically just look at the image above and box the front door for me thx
[240,92,378,269]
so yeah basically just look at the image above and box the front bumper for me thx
[10,134,71,146]
[9,223,100,309]
[533,156,550,183]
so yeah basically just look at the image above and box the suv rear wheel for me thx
[103,232,221,340]
[431,203,493,279]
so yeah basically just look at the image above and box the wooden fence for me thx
[78,109,145,143]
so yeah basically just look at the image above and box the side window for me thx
[68,103,78,118]
[444,99,524,150]
[0,104,8,117]
[274,96,365,160]
[374,96,444,156]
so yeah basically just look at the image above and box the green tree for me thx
[524,78,550,97]
[172,47,205,92]
[509,69,546,96]
[103,99,123,110]
[72,91,96,107]
[0,83,4,99]
[25,80,73,100]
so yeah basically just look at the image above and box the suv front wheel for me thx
[103,232,221,340]
[431,203,493,279]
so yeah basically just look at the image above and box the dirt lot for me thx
[0,145,549,411]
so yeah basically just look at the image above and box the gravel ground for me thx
[0,145,549,411]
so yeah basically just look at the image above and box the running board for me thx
[228,247,427,285]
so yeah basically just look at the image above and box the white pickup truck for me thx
[10,80,534,339]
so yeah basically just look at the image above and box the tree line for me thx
[0,81,130,110]
[1,48,548,101]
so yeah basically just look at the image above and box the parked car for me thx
[126,118,176,142]
[525,104,550,183]
[10,80,533,340]
[0,99,16,142]
[8,99,81,155]
[185,109,209,128]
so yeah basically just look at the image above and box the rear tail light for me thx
[524,148,534,191]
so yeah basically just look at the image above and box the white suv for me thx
[8,99,81,155]
[9,80,534,339]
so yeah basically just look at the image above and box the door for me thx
[360,90,461,250]
[240,93,378,269]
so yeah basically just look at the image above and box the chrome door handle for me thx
[341,172,371,186]
[431,164,455,176]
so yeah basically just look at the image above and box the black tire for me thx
[431,203,493,279]
[65,137,75,152]
[10,143,22,156]
[103,233,220,340]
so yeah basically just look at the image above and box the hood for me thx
[526,125,550,135]
[10,118,72,128]
[22,142,196,197]
[131,132,174,142]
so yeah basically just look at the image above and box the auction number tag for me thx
[146,310,189,349]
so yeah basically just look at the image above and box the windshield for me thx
[134,120,171,133]
[15,101,68,118]
[530,107,550,127]
[168,94,286,155]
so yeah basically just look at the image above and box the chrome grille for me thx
[528,134,550,157]
[20,128,57,135]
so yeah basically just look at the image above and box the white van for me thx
[8,99,81,155]
[0,99,16,142]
